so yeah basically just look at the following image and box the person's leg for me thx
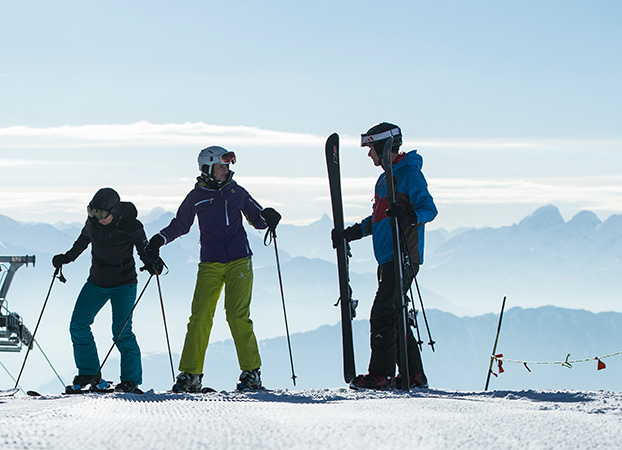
[70,281,110,376]
[223,257,261,371]
[178,262,225,374]
[109,283,142,385]
[368,262,399,377]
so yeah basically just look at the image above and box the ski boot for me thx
[172,372,203,393]
[395,372,428,389]
[236,368,263,391]
[349,374,395,390]
[65,373,112,394]
[114,381,144,394]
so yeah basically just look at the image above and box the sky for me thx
[1,1,622,230]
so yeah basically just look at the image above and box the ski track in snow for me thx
[1,388,621,449]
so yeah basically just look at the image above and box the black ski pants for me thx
[368,261,424,378]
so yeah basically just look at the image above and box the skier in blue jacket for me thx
[332,122,438,390]
[144,146,281,392]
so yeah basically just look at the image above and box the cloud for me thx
[0,121,325,148]
[1,121,621,151]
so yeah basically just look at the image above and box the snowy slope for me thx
[1,388,621,449]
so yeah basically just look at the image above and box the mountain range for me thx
[1,204,621,393]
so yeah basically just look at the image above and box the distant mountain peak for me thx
[567,210,601,231]
[518,204,564,230]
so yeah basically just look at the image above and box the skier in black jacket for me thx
[52,188,159,394]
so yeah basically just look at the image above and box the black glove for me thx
[331,224,363,249]
[144,234,165,264]
[142,257,165,276]
[386,203,418,227]
[261,207,281,234]
[52,253,70,268]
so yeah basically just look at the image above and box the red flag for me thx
[596,358,606,370]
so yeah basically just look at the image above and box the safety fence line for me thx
[490,350,622,376]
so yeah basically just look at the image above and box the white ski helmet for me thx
[198,146,236,175]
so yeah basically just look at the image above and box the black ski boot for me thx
[236,368,263,391]
[65,373,112,394]
[115,381,144,394]
[172,372,203,393]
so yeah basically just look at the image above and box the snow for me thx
[2,388,621,449]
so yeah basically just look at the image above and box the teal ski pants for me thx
[179,257,261,374]
[70,280,142,384]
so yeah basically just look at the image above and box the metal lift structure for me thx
[0,256,35,352]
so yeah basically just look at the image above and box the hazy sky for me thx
[1,1,621,230]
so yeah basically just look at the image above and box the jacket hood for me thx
[394,150,423,171]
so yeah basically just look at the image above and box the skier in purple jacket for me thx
[145,146,281,392]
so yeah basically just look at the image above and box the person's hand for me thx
[142,257,165,276]
[261,207,281,234]
[386,203,417,226]
[331,224,363,248]
[145,235,165,264]
[52,254,70,268]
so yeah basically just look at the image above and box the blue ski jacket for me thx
[157,176,267,264]
[360,150,437,266]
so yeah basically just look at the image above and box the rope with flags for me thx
[490,350,622,377]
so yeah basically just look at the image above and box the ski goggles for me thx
[87,207,111,220]
[360,128,401,147]
[219,151,236,164]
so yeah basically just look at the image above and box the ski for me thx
[0,388,19,397]
[381,137,411,391]
[325,132,357,383]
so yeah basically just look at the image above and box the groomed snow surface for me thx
[1,388,621,449]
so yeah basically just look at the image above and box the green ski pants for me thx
[179,257,261,374]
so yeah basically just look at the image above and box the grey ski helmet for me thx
[88,187,120,220]
[198,146,236,175]
[360,122,402,151]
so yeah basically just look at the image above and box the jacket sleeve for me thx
[243,190,268,230]
[130,220,150,263]
[360,215,373,236]
[159,193,196,244]
[63,222,91,262]
[401,170,438,225]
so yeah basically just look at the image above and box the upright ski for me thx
[325,133,357,383]
[381,137,411,391]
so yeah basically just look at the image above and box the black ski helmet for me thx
[87,187,121,220]
[360,122,403,152]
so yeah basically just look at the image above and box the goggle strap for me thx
[360,128,401,146]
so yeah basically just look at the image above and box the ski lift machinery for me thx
[0,256,35,352]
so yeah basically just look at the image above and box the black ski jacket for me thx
[62,202,149,288]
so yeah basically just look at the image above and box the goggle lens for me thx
[220,152,236,164]
[88,207,111,220]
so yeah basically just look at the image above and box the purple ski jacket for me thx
[158,177,267,263]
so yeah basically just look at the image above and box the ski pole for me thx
[155,273,176,383]
[266,229,297,386]
[407,285,424,350]
[485,296,507,391]
[14,266,66,389]
[399,226,435,352]
[413,277,436,352]
[97,274,153,377]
